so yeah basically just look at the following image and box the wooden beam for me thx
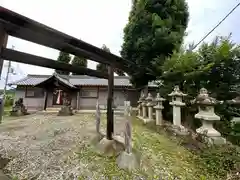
[0,48,109,79]
[106,66,114,140]
[0,19,132,73]
[0,7,133,72]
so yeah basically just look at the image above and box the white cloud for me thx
[1,0,240,89]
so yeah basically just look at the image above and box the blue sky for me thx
[1,0,240,89]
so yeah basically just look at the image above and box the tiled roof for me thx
[34,73,76,88]
[9,74,158,87]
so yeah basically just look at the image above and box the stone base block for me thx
[91,133,104,145]
[171,125,190,136]
[10,110,29,116]
[204,136,226,145]
[57,106,74,116]
[116,151,140,171]
[95,137,124,157]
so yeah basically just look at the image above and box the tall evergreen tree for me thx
[55,51,71,75]
[71,56,88,75]
[121,0,189,87]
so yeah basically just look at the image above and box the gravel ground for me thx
[0,113,216,180]
[0,113,124,180]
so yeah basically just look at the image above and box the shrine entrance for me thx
[52,89,70,106]
[33,73,77,110]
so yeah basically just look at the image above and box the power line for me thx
[192,2,240,50]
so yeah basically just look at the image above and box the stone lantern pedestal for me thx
[154,93,165,126]
[193,88,226,145]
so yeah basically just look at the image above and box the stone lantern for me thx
[141,94,147,119]
[193,88,226,144]
[168,85,187,127]
[145,93,154,123]
[154,93,165,125]
[137,93,145,118]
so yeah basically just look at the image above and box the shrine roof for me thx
[9,74,158,87]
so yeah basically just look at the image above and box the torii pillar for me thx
[0,27,8,124]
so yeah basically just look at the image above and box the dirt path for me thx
[0,113,121,180]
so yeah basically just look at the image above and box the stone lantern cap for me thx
[155,93,165,102]
[138,93,145,103]
[145,93,153,101]
[168,85,187,97]
[192,88,223,106]
[146,93,155,106]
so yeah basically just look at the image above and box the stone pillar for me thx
[96,100,101,134]
[154,93,165,125]
[145,93,154,123]
[168,86,187,127]
[193,88,226,145]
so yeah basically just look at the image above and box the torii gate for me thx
[0,6,136,141]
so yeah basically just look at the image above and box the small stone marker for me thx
[117,104,140,171]
[91,100,104,145]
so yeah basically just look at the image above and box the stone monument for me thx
[117,105,140,171]
[193,88,226,144]
[154,93,165,126]
[10,98,29,116]
[57,93,73,116]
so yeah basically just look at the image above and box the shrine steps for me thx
[45,107,61,112]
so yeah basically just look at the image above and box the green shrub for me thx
[198,144,240,179]
[4,94,14,107]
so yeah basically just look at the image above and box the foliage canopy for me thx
[55,51,71,75]
[121,0,189,87]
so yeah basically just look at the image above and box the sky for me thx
[1,0,240,89]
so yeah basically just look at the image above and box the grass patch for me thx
[3,106,11,117]
[77,116,217,179]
